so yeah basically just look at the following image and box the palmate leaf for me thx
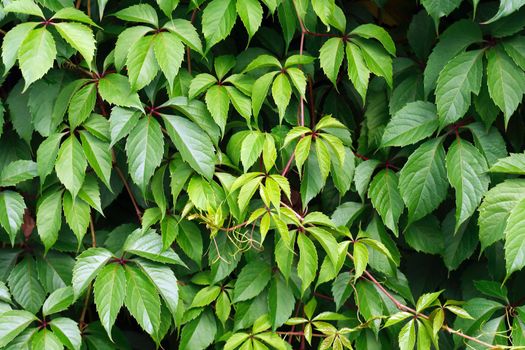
[127,35,159,91]
[0,311,37,348]
[72,247,113,298]
[237,0,263,41]
[17,27,56,90]
[54,22,95,68]
[202,0,237,51]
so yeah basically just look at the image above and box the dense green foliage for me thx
[1,0,525,348]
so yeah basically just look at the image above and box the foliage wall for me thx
[0,0,525,348]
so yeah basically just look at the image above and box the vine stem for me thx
[114,164,142,223]
[281,150,295,177]
[347,253,498,349]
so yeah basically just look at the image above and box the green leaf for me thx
[486,46,525,126]
[72,247,113,298]
[68,83,97,130]
[135,258,178,319]
[179,310,217,350]
[162,114,216,179]
[354,38,392,87]
[109,107,141,147]
[503,196,525,275]
[163,19,203,55]
[36,189,63,253]
[0,160,36,186]
[268,274,294,330]
[98,74,142,110]
[191,286,221,308]
[62,191,90,247]
[319,38,344,87]
[114,26,152,71]
[297,234,318,294]
[127,35,159,91]
[435,50,483,128]
[31,328,62,350]
[0,310,37,347]
[478,179,525,249]
[4,0,44,18]
[236,0,263,41]
[52,7,99,26]
[0,191,26,245]
[240,132,265,171]
[399,138,448,223]
[124,264,161,335]
[205,85,230,133]
[202,0,237,50]
[503,35,525,70]
[226,86,252,123]
[398,319,416,350]
[345,42,370,102]
[126,117,164,191]
[49,317,81,350]
[271,73,292,122]
[1,23,39,75]
[421,0,461,23]
[381,101,438,147]
[115,4,158,27]
[54,22,95,68]
[55,135,87,198]
[8,257,46,314]
[351,24,396,55]
[233,260,272,302]
[490,153,525,174]
[446,139,489,231]
[124,229,186,266]
[156,0,179,17]
[368,170,404,236]
[94,263,126,339]
[189,74,217,99]
[353,241,369,279]
[153,32,185,89]
[18,27,56,90]
[485,0,525,23]
[404,215,444,254]
[42,286,74,317]
[251,72,278,118]
[306,226,339,268]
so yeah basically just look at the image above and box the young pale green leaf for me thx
[52,7,98,26]
[240,131,265,171]
[153,31,185,89]
[398,319,416,350]
[237,0,263,41]
[18,27,56,91]
[54,22,95,68]
[306,226,339,268]
[381,101,438,147]
[351,24,396,56]
[225,86,252,122]
[353,241,369,279]
[135,259,178,318]
[368,170,404,236]
[284,55,316,67]
[62,191,90,247]
[42,286,74,317]
[126,117,164,191]
[49,317,81,350]
[504,197,525,276]
[205,85,230,133]
[98,74,142,110]
[416,291,442,312]
[446,139,489,232]
[163,19,203,55]
[202,0,237,50]
[271,73,292,122]
[319,38,344,87]
[94,263,126,339]
[490,153,525,174]
[156,0,179,17]
[294,135,312,175]
[115,4,158,27]
[384,311,412,328]
[78,175,104,215]
[297,234,318,294]
[190,286,221,308]
[1,22,38,75]
[4,0,44,18]
[162,114,216,179]
[486,46,525,127]
[435,50,483,129]
[55,135,87,198]
[399,138,448,223]
[345,42,370,102]
[8,257,46,314]
[0,310,37,348]
[72,247,113,298]
[36,189,63,253]
[124,265,161,335]
[0,191,26,245]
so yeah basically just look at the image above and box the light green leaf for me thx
[114,26,152,71]
[72,247,113,298]
[484,0,525,23]
[52,7,99,27]
[503,35,525,70]
[4,0,44,17]
[0,160,36,186]
[271,73,292,122]
[94,263,126,339]
[368,170,404,236]
[351,24,396,55]
[0,310,36,347]
[42,286,74,317]
[109,107,141,147]
[2,22,39,75]
[354,159,381,201]
[446,139,489,232]
[98,74,142,110]
[286,67,307,98]
[435,50,483,128]
[49,317,81,350]
[398,319,416,350]
[504,197,525,276]
[490,153,525,174]
[68,83,97,130]
[268,274,294,330]
[345,42,370,102]
[205,85,230,133]
[8,257,46,314]
[115,4,158,27]
[319,38,344,87]
[297,234,318,294]
[189,74,217,99]
[353,241,369,279]
[55,135,87,198]
[237,0,263,41]
[399,138,448,223]
[486,46,525,126]
[36,189,63,253]
[62,191,90,247]
[79,131,112,189]
[420,0,461,24]
[54,22,95,68]
[127,35,159,91]
[126,117,164,191]
[156,0,179,17]
[202,0,237,50]
[162,114,216,179]
[153,31,185,89]
[31,329,62,350]
[179,310,217,350]
[251,72,278,118]
[124,229,186,266]
[124,265,161,335]
[354,39,392,87]
[0,191,26,245]
[163,19,203,55]
[381,101,438,147]
[18,27,57,90]
[240,131,265,171]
